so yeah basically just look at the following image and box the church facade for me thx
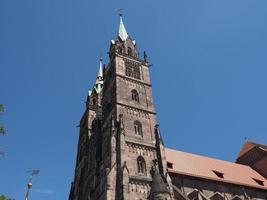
[68,16,267,200]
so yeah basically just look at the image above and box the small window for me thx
[131,89,139,102]
[252,178,264,186]
[212,170,224,179]
[134,121,142,136]
[137,156,146,174]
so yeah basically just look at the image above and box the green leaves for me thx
[0,104,4,113]
[0,127,5,135]
[0,195,15,200]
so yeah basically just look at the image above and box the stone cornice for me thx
[116,102,156,115]
[126,140,156,149]
[116,73,152,87]
[129,175,152,183]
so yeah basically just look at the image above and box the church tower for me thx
[69,15,173,200]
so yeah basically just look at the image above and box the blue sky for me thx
[1,0,267,199]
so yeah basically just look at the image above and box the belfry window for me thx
[137,156,146,174]
[134,121,142,136]
[125,60,141,80]
[131,89,139,102]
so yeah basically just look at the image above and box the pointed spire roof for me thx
[118,14,128,41]
[150,168,170,195]
[97,57,103,78]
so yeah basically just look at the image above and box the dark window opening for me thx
[137,156,146,174]
[128,47,132,56]
[167,162,173,169]
[92,98,96,106]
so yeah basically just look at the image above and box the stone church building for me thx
[68,15,267,200]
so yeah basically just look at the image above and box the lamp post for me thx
[25,181,32,200]
[24,170,40,200]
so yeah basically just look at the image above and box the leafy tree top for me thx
[0,195,14,200]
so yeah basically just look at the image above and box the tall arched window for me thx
[131,89,139,102]
[137,156,146,174]
[128,47,132,56]
[134,121,142,136]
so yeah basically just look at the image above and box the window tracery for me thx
[137,156,146,174]
[125,60,141,80]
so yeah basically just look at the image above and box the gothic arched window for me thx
[128,47,132,56]
[134,121,142,136]
[131,89,139,102]
[137,156,146,174]
[92,98,96,106]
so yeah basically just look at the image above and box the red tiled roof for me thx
[165,148,267,190]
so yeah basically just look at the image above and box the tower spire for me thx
[118,13,128,41]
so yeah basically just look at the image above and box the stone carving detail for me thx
[124,106,149,119]
[129,179,151,194]
[127,142,155,158]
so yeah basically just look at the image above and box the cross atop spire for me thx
[118,13,128,41]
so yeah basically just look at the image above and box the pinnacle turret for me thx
[94,57,103,94]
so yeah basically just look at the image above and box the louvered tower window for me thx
[125,60,141,80]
